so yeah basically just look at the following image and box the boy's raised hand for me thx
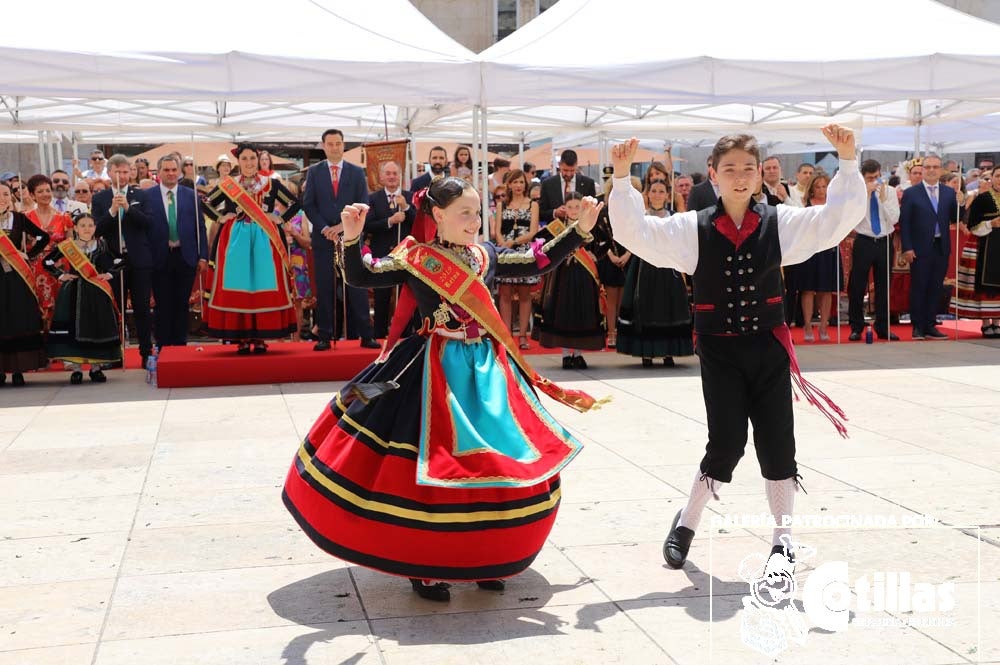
[821,124,856,160]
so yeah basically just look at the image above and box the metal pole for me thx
[954,187,961,340]
[37,131,46,174]
[56,134,64,173]
[45,132,56,176]
[115,171,127,370]
[480,106,490,236]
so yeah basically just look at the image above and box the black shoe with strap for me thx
[572,355,588,370]
[89,369,107,383]
[409,578,451,602]
[476,579,505,591]
[663,509,695,569]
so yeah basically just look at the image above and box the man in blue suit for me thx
[95,154,153,367]
[900,154,957,339]
[303,129,377,350]
[143,155,208,347]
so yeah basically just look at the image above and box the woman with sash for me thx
[283,177,604,603]
[955,170,1000,336]
[24,174,74,326]
[0,182,50,387]
[532,192,606,368]
[42,212,123,384]
[202,143,300,354]
[616,180,694,367]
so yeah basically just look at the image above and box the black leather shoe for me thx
[252,342,268,354]
[89,369,107,383]
[642,357,653,368]
[409,578,451,602]
[573,355,588,369]
[476,579,505,591]
[877,332,900,341]
[360,338,381,349]
[313,339,331,351]
[663,509,695,569]
[911,329,925,340]
[848,331,862,341]
[562,356,574,370]
[925,328,948,339]
[236,343,251,355]
[70,371,83,385]
[11,372,25,387]
[663,356,675,367]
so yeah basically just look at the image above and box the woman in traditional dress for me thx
[955,167,1000,336]
[491,169,540,348]
[42,213,122,384]
[0,182,50,387]
[283,177,604,602]
[616,180,694,366]
[533,192,605,368]
[201,143,300,354]
[24,174,74,326]
[282,181,315,341]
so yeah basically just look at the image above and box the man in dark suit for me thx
[303,129,377,350]
[900,153,957,339]
[687,156,720,211]
[365,161,415,339]
[95,153,153,366]
[143,155,208,348]
[761,156,798,207]
[411,145,448,192]
[538,149,597,223]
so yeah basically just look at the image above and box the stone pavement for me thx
[1,339,998,665]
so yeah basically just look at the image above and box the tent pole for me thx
[480,106,490,238]
[518,133,525,168]
[71,134,79,188]
[598,131,607,181]
[56,134,64,172]
[37,131,46,174]
[45,132,56,176]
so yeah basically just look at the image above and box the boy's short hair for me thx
[711,134,761,170]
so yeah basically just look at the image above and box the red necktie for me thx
[330,165,340,197]
[563,179,571,201]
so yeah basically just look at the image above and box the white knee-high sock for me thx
[677,469,723,532]
[766,477,797,547]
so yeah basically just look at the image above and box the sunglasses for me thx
[52,179,70,185]
[91,156,105,161]
[74,188,90,194]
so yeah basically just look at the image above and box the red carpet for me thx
[155,341,379,388]
[44,319,986,388]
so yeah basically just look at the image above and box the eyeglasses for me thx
[74,188,90,194]
[52,179,70,185]
[91,156,105,161]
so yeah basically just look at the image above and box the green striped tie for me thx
[167,190,179,242]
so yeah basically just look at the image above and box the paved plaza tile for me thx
[1,340,998,664]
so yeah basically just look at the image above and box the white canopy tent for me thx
[0,0,478,141]
[475,0,1000,144]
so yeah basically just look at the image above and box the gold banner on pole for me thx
[362,140,409,193]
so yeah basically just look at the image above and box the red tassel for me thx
[772,325,849,438]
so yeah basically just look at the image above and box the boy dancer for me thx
[608,125,865,568]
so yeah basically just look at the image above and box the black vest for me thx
[691,203,785,335]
